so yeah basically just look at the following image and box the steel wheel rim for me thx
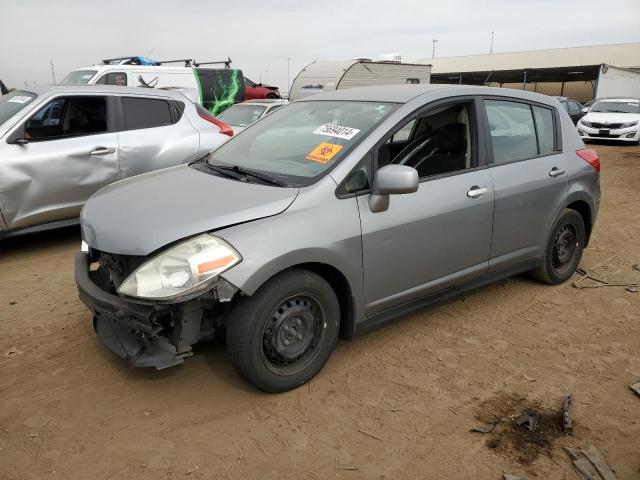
[552,223,578,272]
[260,294,325,376]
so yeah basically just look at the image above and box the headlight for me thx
[580,119,592,128]
[118,234,241,301]
[620,121,638,128]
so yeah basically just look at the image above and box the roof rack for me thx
[157,58,195,67]
[193,57,232,69]
[102,56,159,66]
[100,56,233,69]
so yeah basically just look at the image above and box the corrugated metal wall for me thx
[338,63,431,89]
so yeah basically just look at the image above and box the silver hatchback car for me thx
[76,85,601,392]
[0,85,230,238]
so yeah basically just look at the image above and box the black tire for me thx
[226,269,339,393]
[532,208,586,285]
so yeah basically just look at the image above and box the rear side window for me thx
[532,106,555,155]
[96,72,127,86]
[485,100,537,164]
[122,97,174,130]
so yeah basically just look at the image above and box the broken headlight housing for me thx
[117,234,241,302]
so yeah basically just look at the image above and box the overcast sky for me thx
[1,0,638,90]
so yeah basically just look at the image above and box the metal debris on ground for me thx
[504,475,529,480]
[573,267,639,290]
[562,394,573,433]
[629,380,640,397]
[513,410,541,432]
[564,445,619,480]
[470,420,498,433]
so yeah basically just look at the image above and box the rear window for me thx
[122,97,174,130]
[532,106,555,155]
[0,91,37,127]
[485,100,538,164]
[60,70,97,85]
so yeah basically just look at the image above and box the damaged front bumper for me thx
[75,252,231,370]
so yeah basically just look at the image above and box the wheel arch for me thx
[564,193,595,246]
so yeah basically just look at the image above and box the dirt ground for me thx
[1,144,639,480]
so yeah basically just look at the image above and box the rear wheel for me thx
[226,269,339,392]
[532,209,585,285]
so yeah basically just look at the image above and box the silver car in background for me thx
[0,85,230,238]
[216,99,288,134]
[76,85,601,393]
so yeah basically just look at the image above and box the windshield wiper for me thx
[208,163,288,187]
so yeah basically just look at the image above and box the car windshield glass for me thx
[207,100,398,185]
[591,101,640,114]
[0,90,37,127]
[60,70,97,85]
[217,104,268,127]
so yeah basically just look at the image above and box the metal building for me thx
[419,43,640,102]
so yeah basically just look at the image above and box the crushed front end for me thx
[75,249,237,369]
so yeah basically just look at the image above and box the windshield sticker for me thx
[313,124,360,140]
[8,96,32,104]
[306,143,343,164]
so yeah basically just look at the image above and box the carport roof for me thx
[430,64,602,85]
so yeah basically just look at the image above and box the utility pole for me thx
[432,38,438,59]
[50,58,56,84]
[490,31,495,54]
[287,57,291,96]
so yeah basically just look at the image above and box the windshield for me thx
[207,100,398,185]
[60,70,97,85]
[0,90,37,127]
[217,104,268,127]
[591,100,640,114]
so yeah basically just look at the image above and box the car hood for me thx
[81,164,299,256]
[583,112,640,123]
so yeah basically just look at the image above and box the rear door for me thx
[483,98,568,272]
[116,95,200,178]
[0,94,119,229]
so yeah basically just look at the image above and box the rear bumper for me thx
[75,252,186,369]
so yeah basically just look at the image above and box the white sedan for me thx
[577,98,640,144]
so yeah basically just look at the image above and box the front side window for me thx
[96,72,127,86]
[376,102,474,178]
[0,90,37,127]
[60,70,97,85]
[24,96,107,141]
[122,97,173,130]
[208,100,398,185]
[485,100,537,165]
[217,104,267,127]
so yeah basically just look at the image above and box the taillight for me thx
[576,149,600,173]
[199,112,234,137]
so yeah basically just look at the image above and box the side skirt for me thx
[0,218,79,240]
[354,259,540,338]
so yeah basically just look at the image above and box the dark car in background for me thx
[555,96,584,124]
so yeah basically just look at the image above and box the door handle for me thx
[90,147,116,156]
[549,167,565,177]
[467,186,488,198]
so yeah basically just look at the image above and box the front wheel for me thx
[226,269,339,392]
[531,209,585,285]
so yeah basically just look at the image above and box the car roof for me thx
[239,99,288,106]
[18,84,189,101]
[297,84,559,105]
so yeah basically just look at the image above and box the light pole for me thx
[432,38,438,59]
[490,31,495,54]
[50,58,56,84]
[287,57,291,96]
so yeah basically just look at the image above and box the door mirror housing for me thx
[581,107,588,114]
[7,129,29,145]
[368,164,419,213]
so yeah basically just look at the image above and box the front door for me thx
[0,95,119,229]
[357,99,494,316]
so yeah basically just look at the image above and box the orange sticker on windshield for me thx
[306,143,343,164]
